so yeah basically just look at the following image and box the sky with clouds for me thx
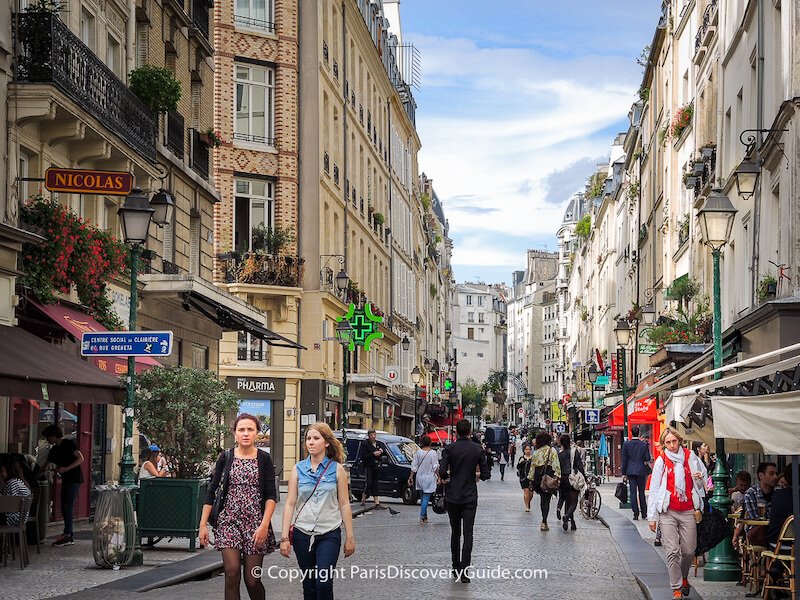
[399,0,662,285]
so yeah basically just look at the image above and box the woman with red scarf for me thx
[647,427,707,599]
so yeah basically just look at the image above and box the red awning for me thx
[609,395,659,427]
[31,300,161,374]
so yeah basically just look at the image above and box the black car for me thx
[335,429,421,505]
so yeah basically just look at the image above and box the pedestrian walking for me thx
[439,419,490,583]
[43,425,84,547]
[199,414,278,600]
[498,448,508,481]
[621,425,652,520]
[516,445,533,511]
[647,427,707,599]
[280,422,355,599]
[358,429,383,508]
[409,435,439,522]
[527,431,561,531]
[557,434,585,531]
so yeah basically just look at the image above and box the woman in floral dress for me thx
[200,414,278,600]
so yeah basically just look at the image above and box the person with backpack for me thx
[409,435,439,522]
[516,445,534,511]
[557,434,586,531]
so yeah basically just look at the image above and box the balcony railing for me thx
[322,40,329,63]
[333,164,340,185]
[234,14,275,34]
[223,253,305,287]
[191,0,210,40]
[333,59,339,79]
[190,128,209,180]
[165,110,185,158]
[14,13,156,162]
[323,151,330,173]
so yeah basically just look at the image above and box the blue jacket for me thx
[621,438,651,477]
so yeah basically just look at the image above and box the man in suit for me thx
[621,425,651,520]
[439,419,490,583]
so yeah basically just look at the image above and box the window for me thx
[478,296,484,306]
[238,331,266,362]
[467,327,474,340]
[235,64,275,145]
[234,178,274,254]
[191,344,209,369]
[478,312,485,323]
[106,35,121,77]
[80,8,95,50]
[467,312,474,323]
[234,0,275,33]
[18,151,30,202]
[477,352,484,358]
[466,295,472,306]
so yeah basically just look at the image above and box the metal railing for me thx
[190,128,209,180]
[165,110,185,158]
[223,253,304,287]
[333,164,340,185]
[191,0,210,40]
[233,132,276,146]
[322,40,329,63]
[323,151,330,173]
[694,0,718,55]
[14,13,156,162]
[234,14,275,33]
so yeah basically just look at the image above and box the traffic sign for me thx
[554,423,566,433]
[81,331,173,357]
[517,407,525,417]
[385,367,399,381]
[545,418,552,425]
[595,375,610,386]
[584,409,600,424]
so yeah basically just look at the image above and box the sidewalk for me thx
[597,478,748,600]
[3,503,376,600]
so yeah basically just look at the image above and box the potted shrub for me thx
[372,212,385,226]
[129,65,181,114]
[134,366,239,551]
[757,275,778,303]
[692,160,705,175]
[199,129,225,148]
[683,172,698,189]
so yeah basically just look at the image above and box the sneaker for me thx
[654,538,662,547]
[562,516,569,531]
[681,579,690,596]
[672,591,682,599]
[540,522,549,531]
[570,520,577,531]
[52,535,74,546]
[632,515,639,521]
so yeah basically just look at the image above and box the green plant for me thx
[636,45,651,70]
[134,366,240,479]
[575,215,591,241]
[645,292,711,347]
[20,195,127,329]
[658,125,669,146]
[757,274,778,302]
[24,0,64,11]
[580,306,589,321]
[460,378,488,417]
[668,102,693,141]
[587,171,606,198]
[420,194,431,212]
[665,275,701,315]
[250,224,295,255]
[129,65,181,114]
[203,129,226,148]
[429,283,437,298]
[372,212,385,226]
[638,87,650,103]
[626,181,639,202]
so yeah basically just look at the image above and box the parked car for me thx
[334,429,421,505]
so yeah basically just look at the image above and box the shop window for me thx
[238,331,267,363]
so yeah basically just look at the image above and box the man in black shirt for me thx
[439,419,490,583]
[43,425,84,546]
[359,429,383,508]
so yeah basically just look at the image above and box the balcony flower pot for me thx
[701,145,715,158]
[198,133,212,146]
[692,161,705,175]
[684,176,698,189]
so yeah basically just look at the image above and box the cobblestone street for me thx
[40,475,645,600]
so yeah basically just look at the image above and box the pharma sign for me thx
[45,168,134,196]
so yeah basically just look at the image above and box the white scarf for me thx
[664,448,688,500]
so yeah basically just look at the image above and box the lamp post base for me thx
[702,561,740,582]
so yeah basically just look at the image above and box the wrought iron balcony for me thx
[333,59,339,80]
[333,164,340,185]
[191,0,210,40]
[165,110,185,159]
[14,13,156,162]
[322,40,329,63]
[323,151,330,173]
[223,252,305,287]
[234,14,275,34]
[190,128,209,180]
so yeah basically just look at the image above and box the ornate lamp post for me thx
[588,363,599,409]
[411,366,422,438]
[335,319,353,446]
[614,318,633,440]
[698,189,740,582]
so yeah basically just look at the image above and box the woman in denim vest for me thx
[280,423,355,599]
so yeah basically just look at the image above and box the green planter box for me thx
[137,478,208,551]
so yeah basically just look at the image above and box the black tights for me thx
[221,549,265,600]
[540,491,553,522]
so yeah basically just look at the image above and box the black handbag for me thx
[208,450,232,528]
[615,481,629,503]
[696,507,730,554]
[431,484,446,514]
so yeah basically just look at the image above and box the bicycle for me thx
[580,475,602,520]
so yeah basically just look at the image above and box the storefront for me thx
[227,375,286,473]
[299,379,342,430]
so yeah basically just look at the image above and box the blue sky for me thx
[399,0,662,285]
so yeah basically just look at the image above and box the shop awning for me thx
[0,326,124,404]
[710,393,800,455]
[629,347,713,402]
[30,300,161,373]
[609,395,658,427]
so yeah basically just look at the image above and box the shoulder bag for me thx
[540,448,560,493]
[208,450,232,528]
[568,448,586,491]
[431,483,446,514]
[288,460,332,545]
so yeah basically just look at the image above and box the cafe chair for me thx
[761,515,795,600]
[0,495,33,569]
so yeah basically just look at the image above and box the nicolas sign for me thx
[45,168,134,196]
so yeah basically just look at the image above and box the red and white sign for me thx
[385,367,399,382]
[517,407,525,417]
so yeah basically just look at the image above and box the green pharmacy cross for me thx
[337,303,384,352]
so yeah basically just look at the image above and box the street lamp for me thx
[149,189,175,227]
[335,268,350,294]
[336,319,353,446]
[117,188,155,488]
[698,188,740,582]
[411,366,422,438]
[733,156,760,201]
[400,335,410,352]
[614,318,633,441]
[588,363,599,410]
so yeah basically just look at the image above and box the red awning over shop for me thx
[31,301,161,373]
[609,395,658,427]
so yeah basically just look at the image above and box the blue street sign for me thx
[554,423,566,433]
[585,409,601,425]
[81,331,173,357]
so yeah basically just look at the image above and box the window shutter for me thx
[191,82,201,129]
[136,23,148,68]
[163,217,174,262]
[189,214,200,274]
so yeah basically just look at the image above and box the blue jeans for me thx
[60,482,80,537]
[292,527,341,600]
[420,492,432,519]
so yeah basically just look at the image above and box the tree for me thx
[460,378,488,423]
[134,367,240,479]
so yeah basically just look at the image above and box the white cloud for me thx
[409,34,642,273]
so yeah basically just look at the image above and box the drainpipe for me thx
[295,0,302,370]
[750,0,765,306]
[387,99,394,323]
[342,2,348,268]
[127,0,135,76]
